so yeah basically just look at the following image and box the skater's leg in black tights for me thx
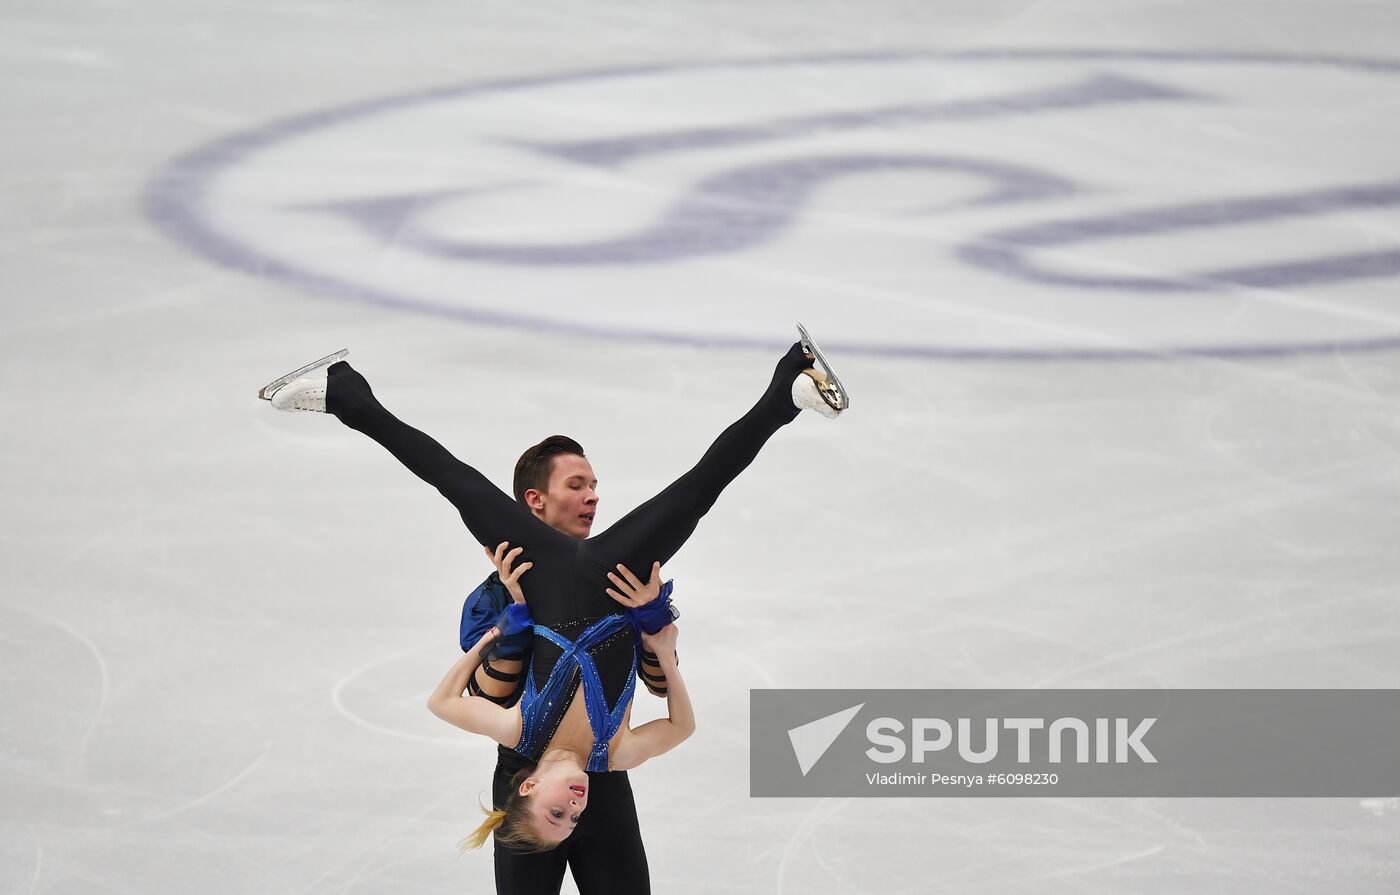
[325,362,573,576]
[587,342,808,578]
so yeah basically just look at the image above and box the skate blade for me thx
[257,349,349,400]
[795,323,849,411]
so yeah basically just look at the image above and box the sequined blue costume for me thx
[322,342,810,895]
[516,615,638,772]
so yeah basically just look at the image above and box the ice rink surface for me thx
[5,1,1400,892]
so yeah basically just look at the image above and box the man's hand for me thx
[605,561,662,608]
[485,542,533,604]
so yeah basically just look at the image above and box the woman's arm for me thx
[605,561,676,697]
[636,647,672,698]
[467,543,533,705]
[610,625,694,771]
[467,646,526,705]
[428,628,522,746]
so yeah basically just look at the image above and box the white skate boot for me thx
[791,323,848,418]
[258,349,348,413]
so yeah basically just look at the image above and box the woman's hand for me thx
[471,625,501,655]
[639,622,678,658]
[486,542,534,604]
[605,561,662,608]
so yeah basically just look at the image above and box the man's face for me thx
[527,453,598,538]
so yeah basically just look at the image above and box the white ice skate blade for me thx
[795,322,849,412]
[258,349,348,401]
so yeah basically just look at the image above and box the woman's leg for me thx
[325,362,567,554]
[589,342,809,572]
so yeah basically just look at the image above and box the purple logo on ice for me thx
[147,50,1400,359]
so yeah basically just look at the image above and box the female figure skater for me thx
[463,519,672,890]
[257,326,846,879]
[463,545,671,891]
[432,543,688,852]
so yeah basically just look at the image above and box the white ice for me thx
[4,1,1400,893]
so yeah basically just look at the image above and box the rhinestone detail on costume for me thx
[516,614,638,772]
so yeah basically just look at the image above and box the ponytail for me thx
[457,767,556,854]
[458,801,506,852]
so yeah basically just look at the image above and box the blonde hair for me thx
[458,767,557,855]
[458,803,506,852]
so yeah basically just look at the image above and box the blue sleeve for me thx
[625,580,677,634]
[459,572,510,652]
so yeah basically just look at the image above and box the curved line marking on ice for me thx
[8,607,111,770]
[330,641,465,746]
[136,742,273,825]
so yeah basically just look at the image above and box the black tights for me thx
[326,345,808,893]
[324,343,807,626]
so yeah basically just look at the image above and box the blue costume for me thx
[461,575,677,708]
[516,615,638,771]
[460,577,670,892]
[460,578,642,770]
[326,343,808,895]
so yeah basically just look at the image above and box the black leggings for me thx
[328,345,806,894]
[324,342,807,626]
[492,748,649,895]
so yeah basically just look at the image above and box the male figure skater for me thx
[258,326,848,893]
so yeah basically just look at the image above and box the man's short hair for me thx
[513,435,586,504]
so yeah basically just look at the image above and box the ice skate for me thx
[258,349,348,412]
[792,323,848,418]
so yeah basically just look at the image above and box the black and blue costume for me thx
[323,342,810,894]
[515,613,636,771]
[460,579,652,893]
[461,573,675,706]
